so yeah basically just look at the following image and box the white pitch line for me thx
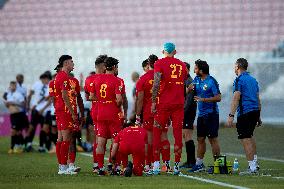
[179,173,250,189]
[225,153,284,163]
[80,152,250,189]
[272,177,284,180]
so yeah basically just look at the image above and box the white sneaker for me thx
[173,166,180,175]
[69,164,81,172]
[255,161,260,171]
[58,169,66,175]
[64,168,78,175]
[58,165,66,175]
[58,165,77,175]
[153,167,161,175]
[144,165,151,173]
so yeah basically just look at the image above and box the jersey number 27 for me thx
[170,64,182,79]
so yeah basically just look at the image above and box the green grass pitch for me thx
[0,126,283,189]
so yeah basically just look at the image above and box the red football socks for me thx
[174,145,182,162]
[69,151,76,164]
[60,141,70,165]
[146,144,153,165]
[161,140,170,162]
[173,127,183,163]
[152,126,162,161]
[56,141,62,164]
[97,153,105,169]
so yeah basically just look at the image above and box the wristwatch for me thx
[229,113,234,118]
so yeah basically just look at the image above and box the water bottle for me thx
[213,160,220,174]
[233,158,239,174]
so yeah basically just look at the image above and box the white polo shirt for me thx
[6,90,25,112]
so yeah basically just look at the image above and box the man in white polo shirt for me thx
[4,81,26,153]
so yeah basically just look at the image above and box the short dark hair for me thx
[55,55,72,70]
[236,58,248,70]
[39,73,50,80]
[10,81,17,85]
[142,59,148,68]
[58,55,72,65]
[148,54,158,68]
[123,122,135,128]
[104,57,119,71]
[43,70,52,80]
[16,74,24,79]
[195,59,209,74]
[89,71,96,75]
[184,62,190,70]
[43,71,52,80]
[95,54,108,65]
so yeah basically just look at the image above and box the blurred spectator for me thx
[129,71,140,123]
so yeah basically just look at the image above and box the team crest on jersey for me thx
[203,84,208,91]
[90,82,93,87]
[64,81,68,87]
[119,85,123,92]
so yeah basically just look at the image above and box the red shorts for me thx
[154,104,184,130]
[143,117,154,131]
[55,111,73,131]
[115,118,123,134]
[96,120,120,139]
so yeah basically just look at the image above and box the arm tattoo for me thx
[152,72,161,103]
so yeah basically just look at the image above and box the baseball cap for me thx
[163,42,175,54]
[54,55,72,70]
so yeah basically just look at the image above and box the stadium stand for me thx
[0,0,283,123]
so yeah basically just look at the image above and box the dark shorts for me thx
[183,105,197,129]
[51,115,57,128]
[236,110,260,139]
[10,112,29,131]
[84,108,93,128]
[43,111,52,126]
[31,109,44,127]
[197,113,219,138]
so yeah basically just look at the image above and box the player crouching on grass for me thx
[89,57,123,176]
[111,123,148,177]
